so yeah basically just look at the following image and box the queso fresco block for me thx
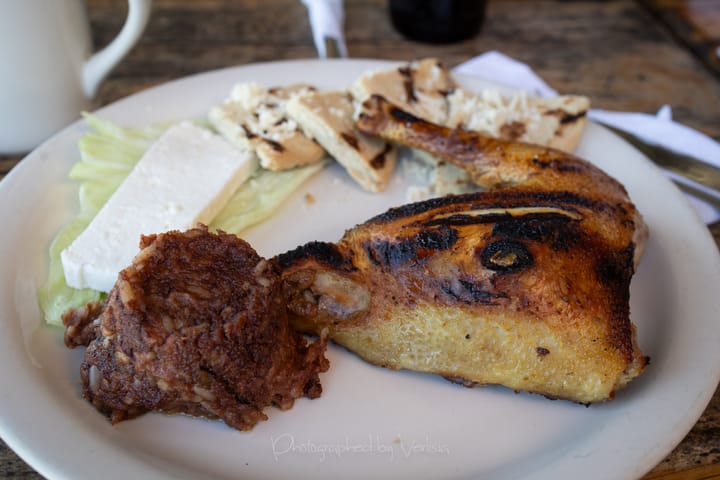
[61,122,257,292]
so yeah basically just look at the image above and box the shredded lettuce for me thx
[210,161,326,234]
[72,113,167,217]
[39,113,324,325]
[37,216,106,325]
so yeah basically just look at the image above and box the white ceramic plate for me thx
[1,59,719,480]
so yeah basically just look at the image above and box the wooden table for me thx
[1,1,718,478]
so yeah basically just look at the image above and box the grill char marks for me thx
[491,215,580,252]
[500,121,526,141]
[367,190,595,226]
[478,239,534,273]
[398,66,417,103]
[596,244,637,364]
[277,241,354,272]
[389,105,423,124]
[424,210,579,228]
[441,278,508,305]
[340,132,360,150]
[241,123,257,139]
[263,138,285,152]
[364,225,458,268]
[531,156,584,173]
[370,143,392,170]
[546,108,588,125]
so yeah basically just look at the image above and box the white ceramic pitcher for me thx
[0,0,152,154]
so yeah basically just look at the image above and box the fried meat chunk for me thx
[63,226,328,431]
[275,96,649,404]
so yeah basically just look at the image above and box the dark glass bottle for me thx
[389,0,486,44]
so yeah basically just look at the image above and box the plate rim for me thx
[1,58,719,480]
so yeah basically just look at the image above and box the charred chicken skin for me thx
[277,95,648,404]
[63,226,328,431]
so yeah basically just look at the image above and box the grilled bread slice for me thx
[209,83,325,171]
[286,90,396,193]
[351,58,588,154]
[351,58,456,124]
[445,88,589,154]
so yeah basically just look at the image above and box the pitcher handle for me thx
[82,0,152,99]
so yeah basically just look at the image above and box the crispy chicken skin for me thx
[276,96,648,404]
[63,226,328,431]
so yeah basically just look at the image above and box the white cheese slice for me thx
[61,122,257,292]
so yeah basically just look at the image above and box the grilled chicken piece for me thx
[277,96,648,404]
[63,226,328,431]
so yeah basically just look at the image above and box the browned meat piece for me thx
[63,300,105,348]
[276,96,648,404]
[357,94,648,266]
[63,226,328,431]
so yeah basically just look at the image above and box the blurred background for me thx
[84,0,718,141]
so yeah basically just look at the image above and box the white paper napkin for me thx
[454,51,560,97]
[454,51,720,224]
[301,0,348,58]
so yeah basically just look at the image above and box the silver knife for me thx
[595,121,720,207]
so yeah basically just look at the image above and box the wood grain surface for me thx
[0,1,718,478]
[641,0,720,78]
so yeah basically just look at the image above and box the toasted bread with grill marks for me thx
[286,90,396,192]
[209,83,325,171]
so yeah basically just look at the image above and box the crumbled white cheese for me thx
[61,122,257,292]
[211,82,321,169]
[230,82,266,111]
[446,88,550,145]
[328,106,346,119]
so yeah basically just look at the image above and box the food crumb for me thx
[304,192,315,204]
[536,346,550,357]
